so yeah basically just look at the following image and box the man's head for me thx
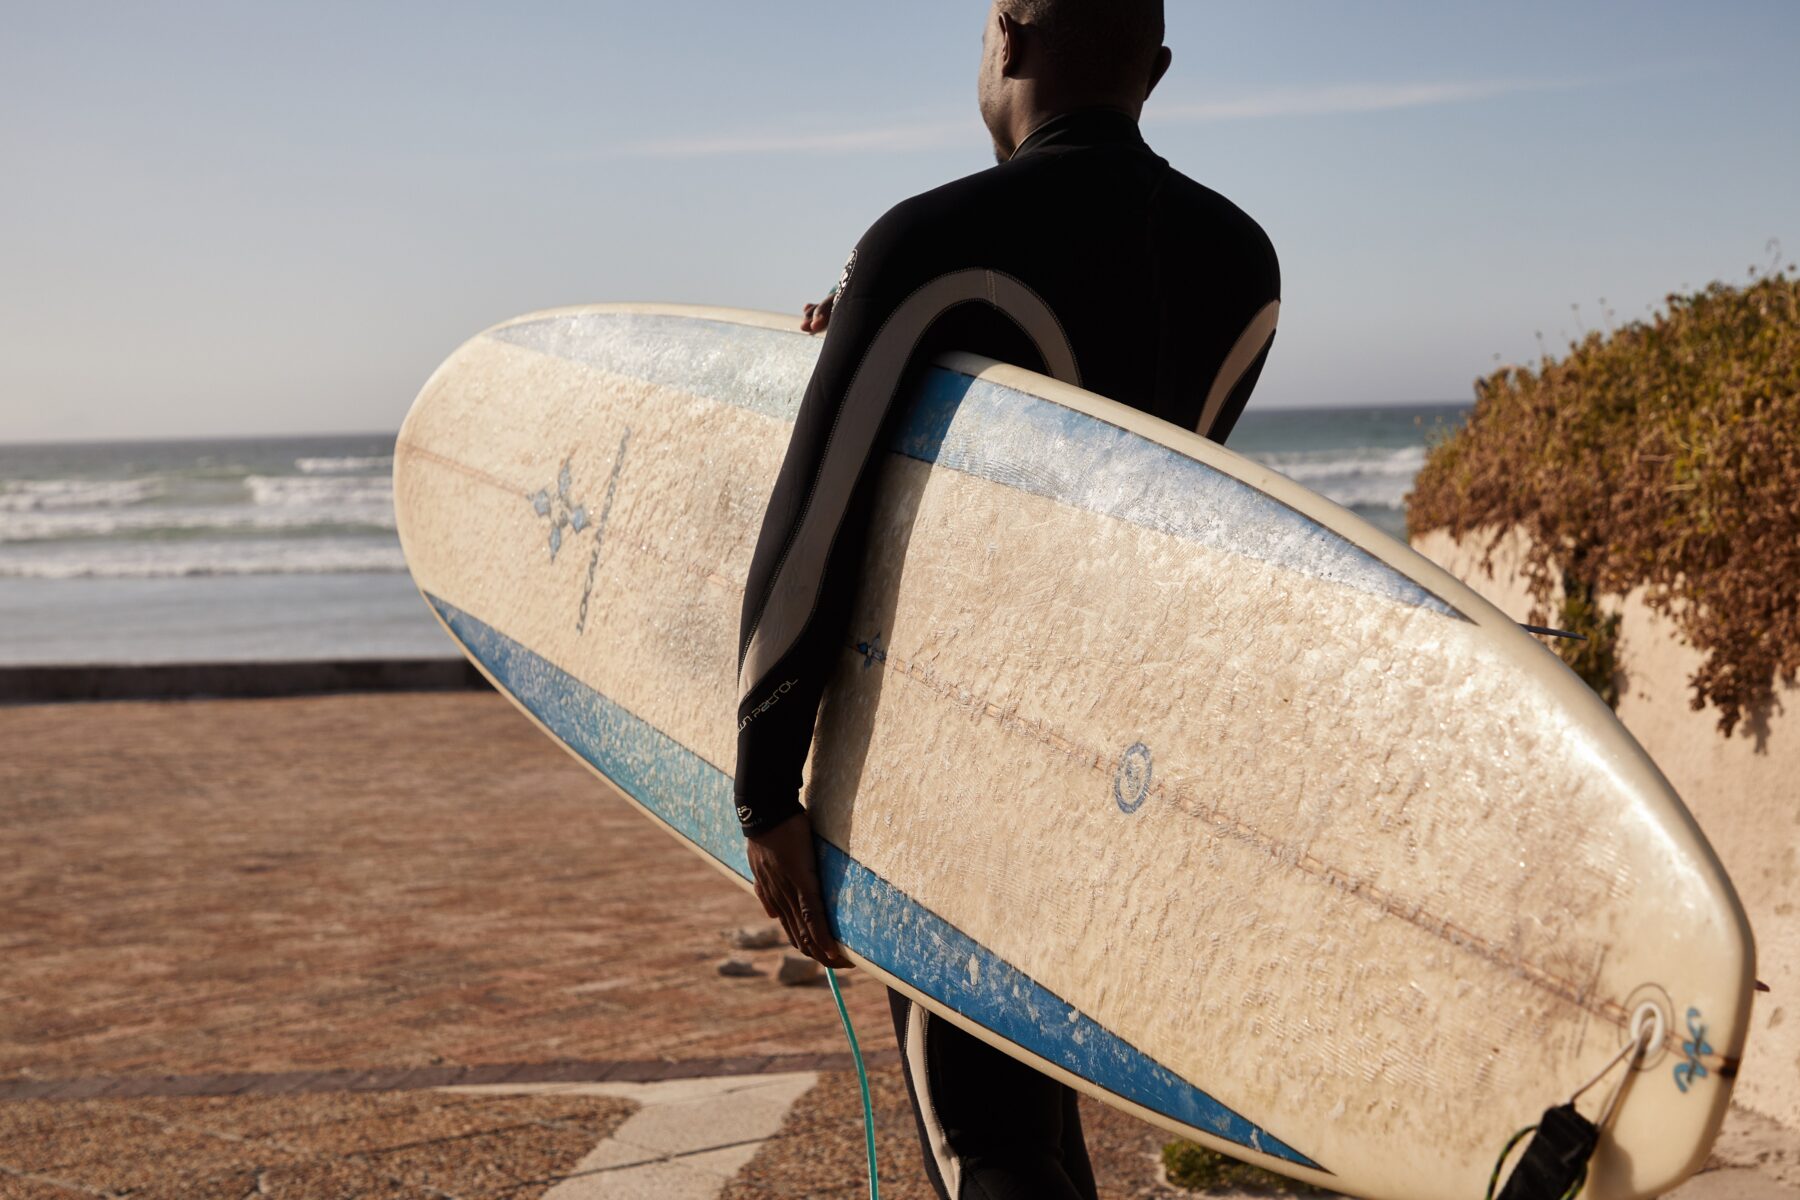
[978,0,1171,162]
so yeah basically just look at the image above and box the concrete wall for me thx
[1414,528,1799,1135]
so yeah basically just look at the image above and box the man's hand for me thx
[745,811,853,968]
[800,291,836,335]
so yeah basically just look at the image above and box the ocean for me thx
[0,405,1465,665]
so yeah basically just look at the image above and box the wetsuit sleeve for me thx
[733,229,909,836]
[731,209,1080,836]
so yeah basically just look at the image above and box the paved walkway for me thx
[451,1075,819,1200]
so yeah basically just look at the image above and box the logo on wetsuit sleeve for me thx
[833,248,857,305]
[738,678,798,732]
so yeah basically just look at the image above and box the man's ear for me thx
[996,11,1021,76]
[1145,45,1173,99]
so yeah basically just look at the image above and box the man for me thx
[735,2,1279,1196]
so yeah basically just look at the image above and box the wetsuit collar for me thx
[1009,107,1146,160]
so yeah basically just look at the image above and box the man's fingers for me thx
[755,876,851,967]
[743,810,851,967]
[796,889,853,969]
[772,876,844,967]
[799,292,835,335]
[752,878,779,921]
[753,859,803,943]
[768,879,807,952]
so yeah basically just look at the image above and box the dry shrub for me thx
[1407,270,1800,736]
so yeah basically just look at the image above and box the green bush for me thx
[1407,268,1800,735]
[1554,573,1626,706]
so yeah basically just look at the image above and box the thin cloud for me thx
[625,120,970,158]
[626,78,1572,159]
[1149,78,1572,124]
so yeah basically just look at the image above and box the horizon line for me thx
[0,400,1473,449]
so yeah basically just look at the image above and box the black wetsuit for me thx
[734,108,1279,1200]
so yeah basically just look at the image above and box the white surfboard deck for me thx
[394,303,1753,1200]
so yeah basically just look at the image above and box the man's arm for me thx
[734,261,888,837]
[734,238,898,967]
[733,186,1084,961]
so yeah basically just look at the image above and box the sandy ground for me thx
[0,692,1790,1198]
[0,1091,637,1198]
[0,692,889,1079]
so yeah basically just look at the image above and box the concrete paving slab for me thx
[445,1072,817,1200]
[548,1155,730,1200]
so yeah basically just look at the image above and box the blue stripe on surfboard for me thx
[816,841,1322,1169]
[427,593,1323,1171]
[900,370,1457,613]
[490,311,1458,618]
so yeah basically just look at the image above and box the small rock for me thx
[725,922,784,950]
[777,953,822,986]
[717,956,761,977]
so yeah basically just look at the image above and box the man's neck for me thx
[1005,105,1143,161]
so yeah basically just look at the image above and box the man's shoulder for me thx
[1154,166,1279,271]
[843,149,1277,299]
[862,161,1016,248]
[839,162,1021,298]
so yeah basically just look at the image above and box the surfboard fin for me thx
[1519,623,1588,641]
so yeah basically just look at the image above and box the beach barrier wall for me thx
[0,658,491,705]
[1414,528,1800,1136]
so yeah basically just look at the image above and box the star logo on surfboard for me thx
[529,456,588,561]
[526,433,633,634]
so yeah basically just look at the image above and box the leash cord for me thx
[1484,1123,1588,1200]
[827,967,880,1200]
[1485,1020,1653,1199]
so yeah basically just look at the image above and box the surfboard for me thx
[393,303,1753,1200]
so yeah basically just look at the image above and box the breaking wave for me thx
[0,537,407,579]
[1247,445,1426,512]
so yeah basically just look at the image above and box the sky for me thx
[2,1,1796,443]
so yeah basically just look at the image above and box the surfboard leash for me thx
[1484,1115,1591,1200]
[1484,1021,1652,1200]
[827,966,881,1200]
